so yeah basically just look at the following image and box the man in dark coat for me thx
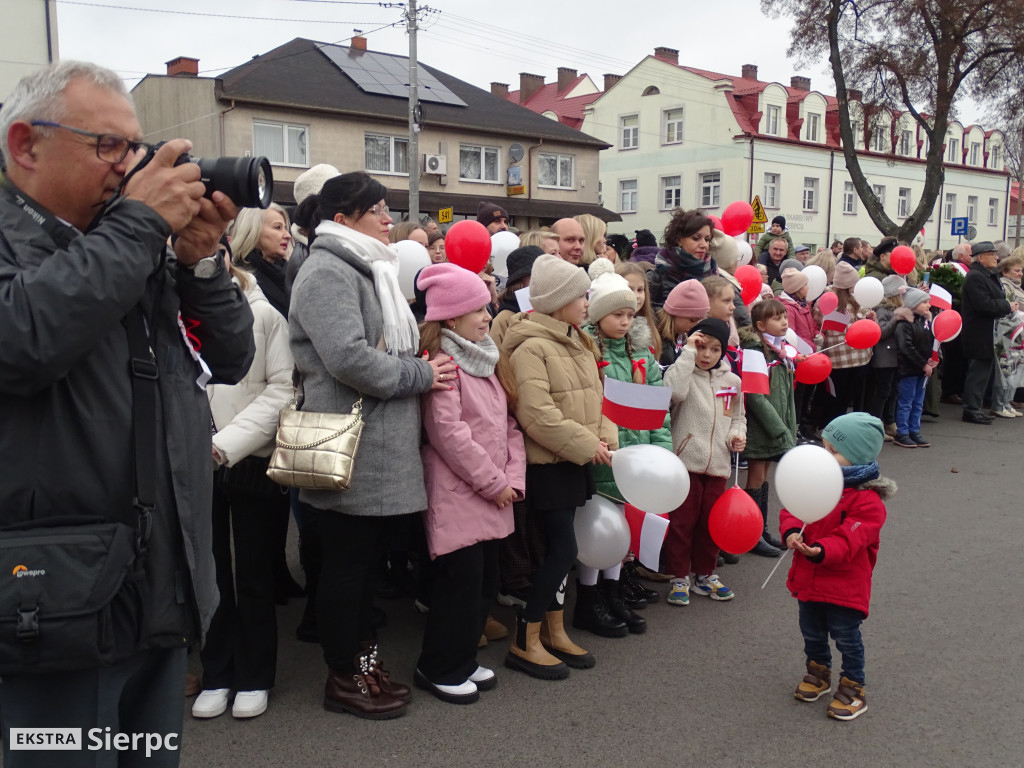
[960,241,1015,424]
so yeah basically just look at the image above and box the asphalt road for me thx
[173,402,1024,767]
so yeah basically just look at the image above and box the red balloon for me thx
[817,291,839,315]
[933,309,963,343]
[709,487,763,554]
[720,201,755,237]
[735,264,762,305]
[795,353,833,385]
[846,319,881,349]
[445,220,491,273]
[890,245,916,276]
[709,215,723,232]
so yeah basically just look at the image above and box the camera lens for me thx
[193,156,274,209]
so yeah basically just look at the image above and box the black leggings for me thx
[522,507,578,622]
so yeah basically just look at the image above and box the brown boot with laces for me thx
[324,650,408,719]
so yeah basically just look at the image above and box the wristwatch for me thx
[187,255,220,278]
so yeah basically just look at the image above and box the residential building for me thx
[0,0,59,101]
[131,38,615,229]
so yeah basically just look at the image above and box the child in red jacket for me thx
[780,412,894,721]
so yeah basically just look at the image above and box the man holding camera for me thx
[0,62,254,766]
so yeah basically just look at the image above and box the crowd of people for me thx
[1,61,1017,767]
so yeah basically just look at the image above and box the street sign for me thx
[747,223,765,234]
[951,216,968,236]
[966,224,978,240]
[438,207,453,224]
[751,195,768,224]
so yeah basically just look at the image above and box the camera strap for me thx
[124,307,157,558]
[0,177,80,250]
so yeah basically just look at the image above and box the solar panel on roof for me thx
[320,44,467,107]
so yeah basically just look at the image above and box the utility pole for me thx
[406,0,420,222]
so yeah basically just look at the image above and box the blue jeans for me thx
[896,374,927,434]
[798,600,866,684]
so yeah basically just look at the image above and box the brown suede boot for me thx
[504,613,569,680]
[324,651,408,719]
[484,615,508,641]
[827,677,867,720]
[794,660,832,702]
[539,609,595,669]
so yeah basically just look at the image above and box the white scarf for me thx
[315,220,419,355]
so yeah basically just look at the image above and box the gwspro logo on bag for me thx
[12,564,46,578]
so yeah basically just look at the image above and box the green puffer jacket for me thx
[583,325,673,502]
[738,326,796,459]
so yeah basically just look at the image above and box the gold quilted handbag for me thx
[266,397,364,490]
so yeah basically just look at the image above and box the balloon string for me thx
[816,342,845,354]
[761,524,804,590]
[733,452,740,487]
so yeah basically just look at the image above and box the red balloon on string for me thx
[795,353,833,385]
[708,487,763,554]
[720,201,755,237]
[445,220,492,273]
[890,245,916,276]
[817,291,839,315]
[709,215,724,232]
[735,264,763,305]
[933,309,963,343]
[846,319,881,349]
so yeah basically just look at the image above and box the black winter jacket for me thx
[961,262,1011,360]
[895,313,934,377]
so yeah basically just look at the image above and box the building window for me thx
[872,128,886,152]
[992,146,1003,170]
[459,144,499,182]
[700,172,721,208]
[619,179,638,213]
[806,113,820,143]
[850,120,862,147]
[663,108,684,144]
[843,182,857,214]
[900,130,913,156]
[872,184,886,210]
[947,137,959,163]
[989,198,1000,226]
[967,195,978,224]
[364,133,408,175]
[538,152,574,189]
[661,175,681,210]
[766,105,780,136]
[254,120,308,167]
[803,177,818,212]
[620,115,639,150]
[764,173,779,208]
[970,142,981,166]
[898,187,912,218]
[944,193,956,220]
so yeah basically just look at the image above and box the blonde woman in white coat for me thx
[193,237,294,721]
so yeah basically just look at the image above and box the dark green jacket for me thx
[738,326,796,459]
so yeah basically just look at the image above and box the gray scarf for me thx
[440,329,500,378]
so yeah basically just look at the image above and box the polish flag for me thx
[740,349,770,395]
[931,338,941,363]
[785,328,815,356]
[821,311,851,333]
[624,504,670,571]
[949,262,969,276]
[929,284,953,311]
[602,377,671,431]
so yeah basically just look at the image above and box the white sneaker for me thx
[231,690,268,719]
[468,665,496,691]
[994,409,1019,419]
[192,689,230,719]
[414,669,479,704]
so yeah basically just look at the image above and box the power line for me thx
[55,0,380,23]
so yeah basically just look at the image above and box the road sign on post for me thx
[951,217,968,236]
[751,195,768,224]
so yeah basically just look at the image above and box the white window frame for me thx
[763,172,779,209]
[458,144,500,183]
[364,133,408,175]
[663,107,684,145]
[872,184,886,211]
[253,120,309,167]
[806,113,820,143]
[989,198,999,226]
[803,177,818,212]
[699,171,721,208]
[872,128,886,152]
[900,129,913,156]
[967,195,978,224]
[944,192,957,220]
[947,137,960,163]
[991,146,1002,170]
[620,114,639,150]
[970,142,981,166]
[850,120,862,148]
[538,152,574,189]
[661,175,681,211]
[766,105,780,136]
[619,179,638,213]
[898,187,912,218]
[843,182,857,214]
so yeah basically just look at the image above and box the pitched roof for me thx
[504,76,598,128]
[213,38,608,148]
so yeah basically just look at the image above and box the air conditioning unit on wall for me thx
[423,153,447,175]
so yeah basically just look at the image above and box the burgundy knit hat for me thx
[416,263,492,321]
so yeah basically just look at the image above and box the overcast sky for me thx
[55,0,983,124]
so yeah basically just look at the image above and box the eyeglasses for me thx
[30,120,151,164]
[368,204,390,218]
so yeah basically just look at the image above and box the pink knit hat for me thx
[781,267,808,295]
[417,263,492,321]
[663,279,711,318]
[833,261,860,290]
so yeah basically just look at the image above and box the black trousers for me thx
[963,357,994,416]
[316,511,398,671]
[817,365,869,427]
[869,367,898,425]
[941,338,966,397]
[522,507,578,622]
[200,471,287,691]
[417,539,501,684]
[0,647,186,768]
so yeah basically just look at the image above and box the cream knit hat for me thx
[529,254,591,314]
[586,259,637,322]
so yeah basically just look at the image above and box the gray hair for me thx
[0,61,130,158]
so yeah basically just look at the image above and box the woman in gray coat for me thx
[289,173,455,719]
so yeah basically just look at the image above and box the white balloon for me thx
[611,445,690,515]
[490,231,520,276]
[574,496,631,569]
[852,276,884,308]
[735,238,754,266]
[394,240,431,301]
[802,265,827,301]
[775,444,844,525]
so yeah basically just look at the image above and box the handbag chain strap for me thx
[277,397,363,450]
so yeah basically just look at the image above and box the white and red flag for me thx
[821,311,851,334]
[624,504,670,571]
[949,262,968,276]
[740,349,770,395]
[931,338,941,363]
[602,377,671,431]
[785,329,816,356]
[929,284,953,311]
